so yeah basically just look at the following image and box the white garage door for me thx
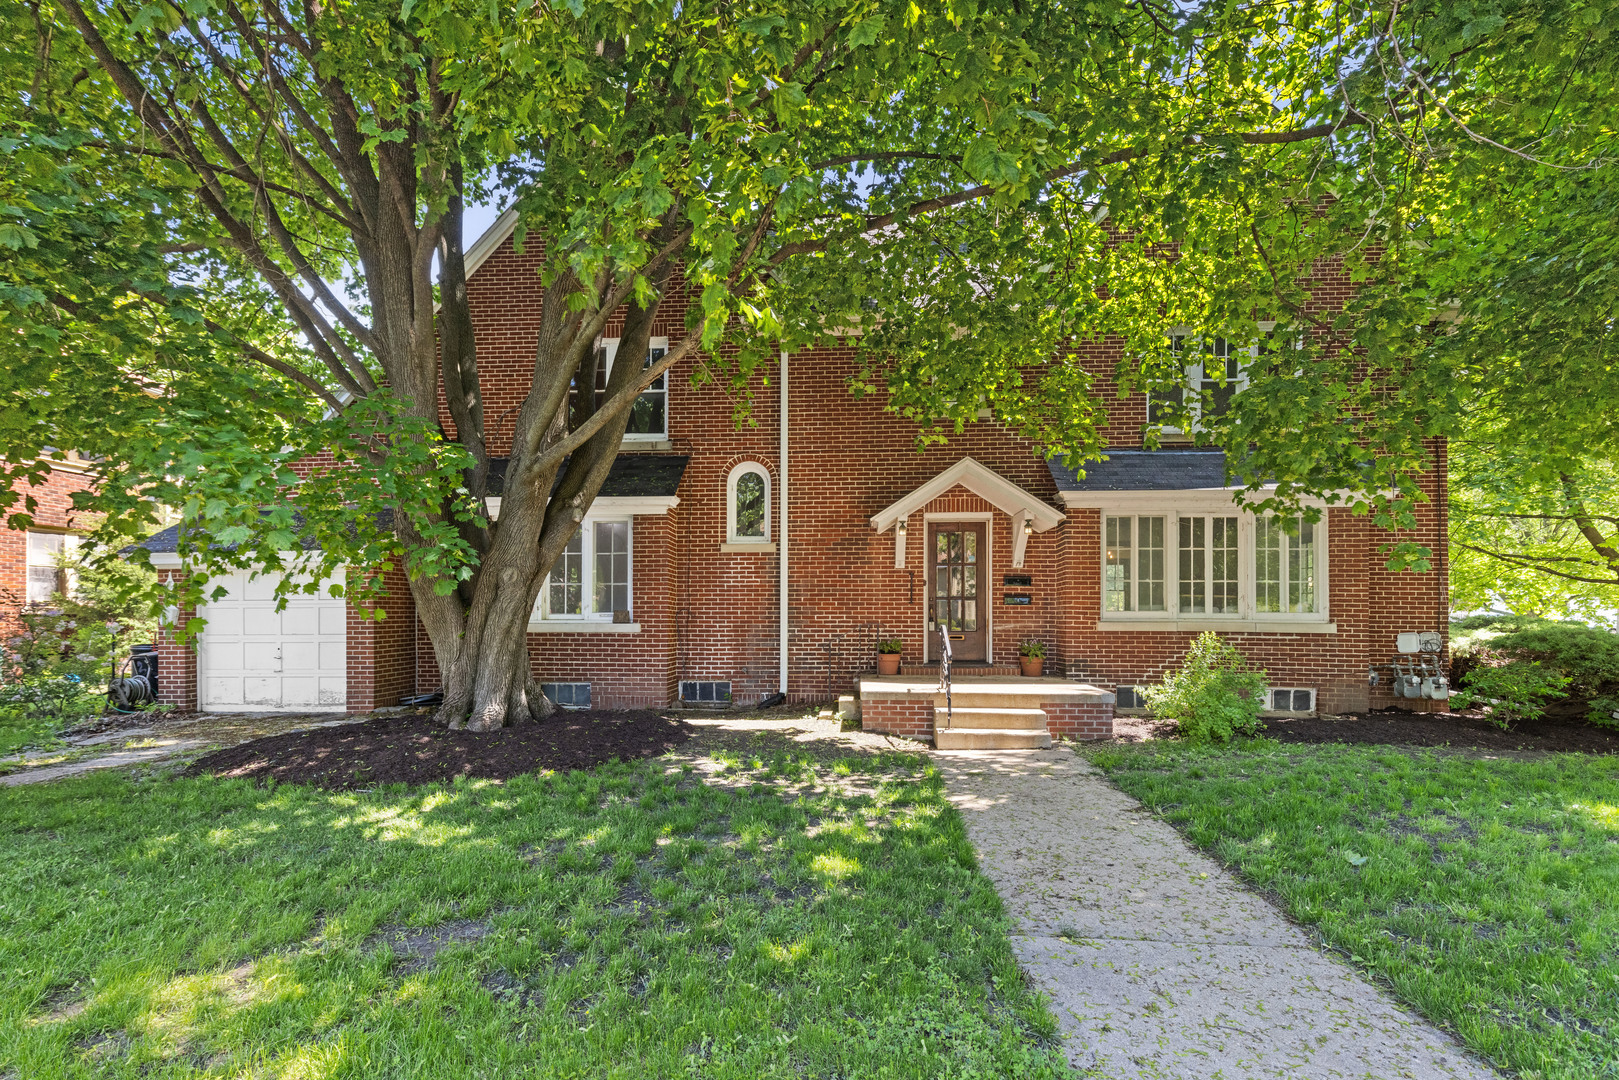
[198,569,347,712]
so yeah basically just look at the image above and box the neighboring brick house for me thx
[0,456,98,620]
[141,211,1450,743]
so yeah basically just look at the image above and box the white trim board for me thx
[871,457,1064,535]
[463,207,521,281]
[1058,488,1349,511]
[485,494,679,520]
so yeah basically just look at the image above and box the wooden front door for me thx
[929,523,987,662]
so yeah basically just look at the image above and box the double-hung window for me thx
[1101,510,1324,622]
[1149,329,1270,433]
[574,337,668,441]
[1254,514,1318,614]
[536,519,633,621]
[26,531,79,606]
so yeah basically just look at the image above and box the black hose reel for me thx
[107,644,158,713]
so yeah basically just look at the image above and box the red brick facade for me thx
[151,224,1452,719]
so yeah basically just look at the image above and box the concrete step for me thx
[947,692,1070,710]
[900,664,1021,677]
[934,727,1053,750]
[936,707,1048,731]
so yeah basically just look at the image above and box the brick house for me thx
[142,211,1450,745]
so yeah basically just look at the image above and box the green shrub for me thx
[1452,616,1619,696]
[1144,632,1268,744]
[1451,661,1572,729]
[1586,696,1619,731]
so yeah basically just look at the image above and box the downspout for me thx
[779,348,790,696]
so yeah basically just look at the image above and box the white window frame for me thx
[1149,324,1277,434]
[26,531,80,605]
[595,336,669,442]
[533,516,634,623]
[1097,502,1329,629]
[725,462,771,544]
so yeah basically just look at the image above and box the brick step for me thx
[934,727,1053,750]
[935,707,1048,731]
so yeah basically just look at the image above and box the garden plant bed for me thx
[1263,707,1619,754]
[186,709,695,789]
[1107,708,1619,754]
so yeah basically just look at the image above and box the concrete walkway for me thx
[935,747,1500,1080]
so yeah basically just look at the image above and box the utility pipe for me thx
[779,349,789,695]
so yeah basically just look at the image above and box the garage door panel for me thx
[242,605,282,636]
[205,608,243,637]
[318,677,346,705]
[282,606,317,636]
[280,677,317,706]
[317,640,346,671]
[203,641,242,671]
[244,575,279,601]
[281,641,317,671]
[205,677,241,705]
[242,677,280,705]
[242,646,281,671]
[318,607,345,636]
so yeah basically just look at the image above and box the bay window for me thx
[1101,509,1324,622]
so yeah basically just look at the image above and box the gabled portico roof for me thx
[869,457,1064,534]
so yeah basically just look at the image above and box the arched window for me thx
[727,462,771,544]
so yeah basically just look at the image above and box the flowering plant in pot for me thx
[1018,639,1047,677]
[876,637,904,676]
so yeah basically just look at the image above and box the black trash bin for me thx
[129,643,158,698]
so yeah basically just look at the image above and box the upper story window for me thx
[573,337,668,440]
[26,531,79,605]
[1148,326,1292,434]
[535,518,632,621]
[1103,510,1323,620]
[726,462,771,543]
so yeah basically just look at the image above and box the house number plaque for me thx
[1003,574,1032,587]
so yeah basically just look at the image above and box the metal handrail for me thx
[938,622,953,731]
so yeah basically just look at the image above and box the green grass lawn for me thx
[1087,739,1619,1080]
[0,742,1071,1079]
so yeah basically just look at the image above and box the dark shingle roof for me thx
[1047,450,1243,492]
[486,454,689,498]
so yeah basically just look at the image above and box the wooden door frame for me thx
[921,512,993,664]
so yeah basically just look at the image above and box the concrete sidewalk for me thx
[935,747,1500,1080]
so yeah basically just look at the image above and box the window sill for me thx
[527,621,642,634]
[720,541,776,553]
[1097,618,1336,634]
[621,438,673,451]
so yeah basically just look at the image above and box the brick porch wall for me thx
[1044,701,1114,740]
[859,697,935,741]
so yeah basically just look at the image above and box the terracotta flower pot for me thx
[877,652,902,675]
[1019,656,1044,677]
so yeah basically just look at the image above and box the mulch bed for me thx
[1108,707,1619,754]
[184,710,695,790]
[1262,707,1619,754]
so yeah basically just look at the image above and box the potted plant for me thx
[876,637,904,676]
[1019,639,1047,677]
